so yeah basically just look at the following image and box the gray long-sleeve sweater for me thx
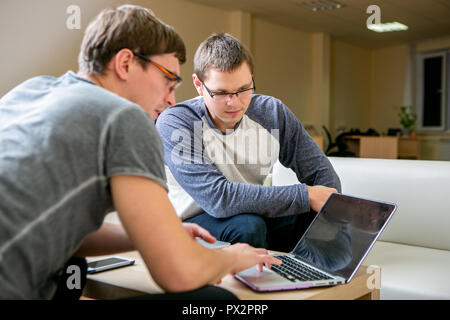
[156,94,341,220]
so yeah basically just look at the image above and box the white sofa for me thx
[273,157,450,300]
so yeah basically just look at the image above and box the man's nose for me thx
[165,90,176,107]
[226,93,241,106]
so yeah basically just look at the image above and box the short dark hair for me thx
[193,33,254,81]
[78,5,186,75]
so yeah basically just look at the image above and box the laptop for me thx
[235,193,397,292]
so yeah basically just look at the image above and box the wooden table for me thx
[83,251,380,300]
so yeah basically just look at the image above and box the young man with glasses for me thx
[0,7,279,300]
[156,33,341,252]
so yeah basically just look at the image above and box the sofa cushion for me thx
[272,158,450,251]
[362,241,450,300]
[328,157,450,251]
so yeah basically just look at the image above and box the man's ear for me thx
[113,49,135,81]
[192,73,203,96]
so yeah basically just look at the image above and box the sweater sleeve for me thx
[274,99,342,192]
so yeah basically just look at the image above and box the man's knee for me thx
[224,214,268,248]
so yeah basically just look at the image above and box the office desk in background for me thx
[398,137,420,159]
[344,136,398,159]
[83,251,380,300]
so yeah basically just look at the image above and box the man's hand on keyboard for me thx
[222,243,282,274]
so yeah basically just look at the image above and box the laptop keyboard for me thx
[271,255,333,282]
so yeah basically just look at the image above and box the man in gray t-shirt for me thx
[0,5,280,300]
[0,71,166,298]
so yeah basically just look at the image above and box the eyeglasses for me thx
[200,78,256,103]
[133,51,182,89]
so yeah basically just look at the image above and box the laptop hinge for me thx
[289,253,340,279]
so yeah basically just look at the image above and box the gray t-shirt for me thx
[0,71,166,299]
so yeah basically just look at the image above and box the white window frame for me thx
[416,51,447,131]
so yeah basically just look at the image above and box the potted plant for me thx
[397,105,417,138]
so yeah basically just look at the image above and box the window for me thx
[416,50,449,131]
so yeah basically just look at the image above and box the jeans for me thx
[185,211,317,252]
[53,257,237,300]
[53,257,88,300]
[124,285,238,300]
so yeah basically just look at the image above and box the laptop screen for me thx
[292,193,396,281]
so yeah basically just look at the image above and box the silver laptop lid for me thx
[291,193,396,282]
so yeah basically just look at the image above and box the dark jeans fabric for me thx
[123,285,238,300]
[186,211,317,252]
[53,257,237,301]
[53,256,88,300]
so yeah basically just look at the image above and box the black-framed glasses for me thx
[133,51,182,87]
[200,78,256,102]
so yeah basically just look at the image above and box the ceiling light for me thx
[296,0,344,12]
[367,22,408,33]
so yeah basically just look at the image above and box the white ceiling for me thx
[186,0,450,48]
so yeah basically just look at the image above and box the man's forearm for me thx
[74,222,134,257]
[186,177,311,219]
